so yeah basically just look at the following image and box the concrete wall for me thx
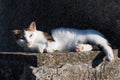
[0,50,119,80]
[0,0,120,51]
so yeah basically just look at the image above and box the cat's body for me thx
[51,28,104,51]
[12,21,114,61]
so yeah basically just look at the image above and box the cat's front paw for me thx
[46,47,54,53]
[38,46,46,53]
[38,48,44,53]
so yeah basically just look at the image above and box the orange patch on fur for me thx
[44,32,55,42]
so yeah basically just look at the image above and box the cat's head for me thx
[12,21,55,48]
[12,21,38,47]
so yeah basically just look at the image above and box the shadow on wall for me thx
[0,0,120,51]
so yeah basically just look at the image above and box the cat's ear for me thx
[12,29,21,35]
[28,21,36,31]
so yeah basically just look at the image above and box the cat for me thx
[12,22,94,52]
[12,21,114,61]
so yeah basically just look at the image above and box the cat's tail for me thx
[102,45,114,61]
[87,34,114,61]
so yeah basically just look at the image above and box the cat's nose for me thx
[26,42,30,45]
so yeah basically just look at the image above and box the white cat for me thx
[12,21,114,61]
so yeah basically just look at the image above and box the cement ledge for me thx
[0,49,118,67]
[0,49,119,80]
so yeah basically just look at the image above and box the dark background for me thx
[0,0,120,51]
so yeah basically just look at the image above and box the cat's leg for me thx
[36,44,46,53]
[27,43,46,53]
[46,42,60,53]
[75,43,93,52]
[86,35,114,61]
[38,47,45,53]
[46,47,54,53]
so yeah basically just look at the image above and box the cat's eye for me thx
[29,34,33,38]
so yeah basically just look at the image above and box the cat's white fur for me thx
[15,21,114,61]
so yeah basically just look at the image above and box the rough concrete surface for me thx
[31,50,120,80]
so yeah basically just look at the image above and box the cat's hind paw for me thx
[75,44,93,52]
